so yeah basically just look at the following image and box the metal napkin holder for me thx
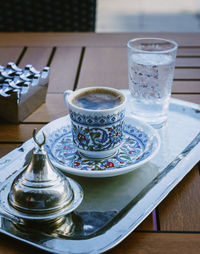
[0,129,83,234]
[0,62,49,123]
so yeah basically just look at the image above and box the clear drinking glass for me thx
[127,38,178,128]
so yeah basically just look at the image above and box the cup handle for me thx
[64,90,73,110]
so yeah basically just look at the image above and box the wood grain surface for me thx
[23,94,67,123]
[158,165,200,231]
[0,33,200,46]
[0,47,23,65]
[0,144,20,157]
[107,232,200,254]
[48,47,82,93]
[18,47,53,70]
[0,124,44,142]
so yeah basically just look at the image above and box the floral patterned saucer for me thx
[39,115,160,177]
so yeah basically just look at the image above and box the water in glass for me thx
[128,52,175,127]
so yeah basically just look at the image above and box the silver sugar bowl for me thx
[0,129,83,233]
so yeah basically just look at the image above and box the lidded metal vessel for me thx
[0,129,83,235]
[0,128,83,231]
[8,129,74,215]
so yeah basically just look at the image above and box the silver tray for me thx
[0,93,200,254]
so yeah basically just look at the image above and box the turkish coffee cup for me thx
[64,87,126,159]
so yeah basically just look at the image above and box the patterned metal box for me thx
[0,62,49,123]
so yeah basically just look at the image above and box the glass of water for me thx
[127,38,178,128]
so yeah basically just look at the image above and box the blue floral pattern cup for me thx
[64,87,126,159]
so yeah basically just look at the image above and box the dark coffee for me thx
[72,88,122,110]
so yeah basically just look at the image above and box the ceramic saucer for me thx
[39,115,160,178]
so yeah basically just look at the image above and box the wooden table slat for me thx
[174,68,200,80]
[18,47,53,70]
[78,47,128,90]
[158,165,200,231]
[172,81,200,93]
[0,47,23,65]
[176,57,200,67]
[136,213,154,231]
[178,48,200,57]
[0,144,20,158]
[172,94,200,104]
[48,47,82,93]
[0,33,200,47]
[107,232,200,254]
[0,124,44,143]
[23,94,67,123]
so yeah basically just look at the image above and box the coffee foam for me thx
[72,88,123,110]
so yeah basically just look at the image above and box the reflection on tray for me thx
[1,210,118,239]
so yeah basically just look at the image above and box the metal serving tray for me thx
[0,92,200,254]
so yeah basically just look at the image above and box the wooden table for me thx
[0,33,200,253]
